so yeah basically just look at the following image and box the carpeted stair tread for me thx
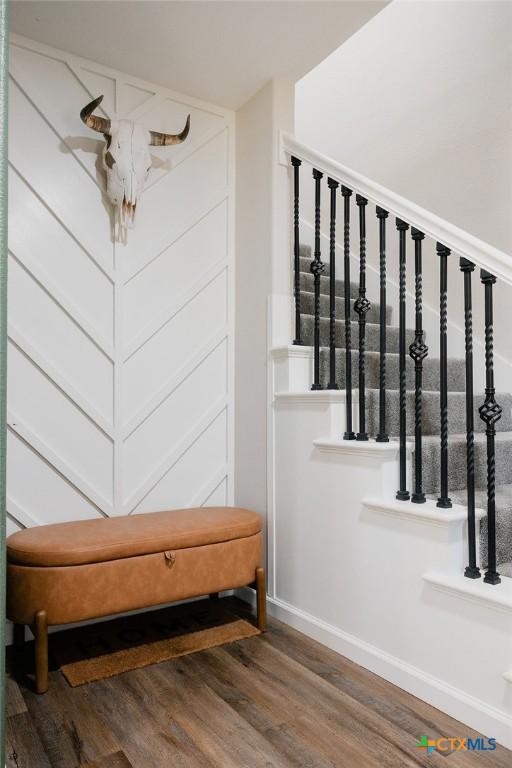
[443,484,512,570]
[297,241,512,570]
[299,254,355,279]
[314,346,466,391]
[300,272,360,299]
[300,291,392,326]
[367,390,512,437]
[301,315,414,354]
[419,432,512,495]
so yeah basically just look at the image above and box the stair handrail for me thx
[280,131,512,287]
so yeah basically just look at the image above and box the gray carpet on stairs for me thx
[449,485,512,573]
[298,243,512,573]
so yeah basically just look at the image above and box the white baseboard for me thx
[236,587,512,751]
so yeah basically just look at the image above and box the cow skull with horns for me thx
[80,95,190,230]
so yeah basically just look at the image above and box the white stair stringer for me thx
[271,379,512,750]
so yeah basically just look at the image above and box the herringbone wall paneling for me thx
[6,35,235,539]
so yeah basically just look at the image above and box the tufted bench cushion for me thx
[7,506,265,693]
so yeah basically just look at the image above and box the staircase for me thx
[298,243,512,576]
[267,134,512,748]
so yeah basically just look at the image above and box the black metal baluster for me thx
[460,258,480,579]
[311,169,324,390]
[291,156,302,345]
[342,186,355,439]
[396,219,410,500]
[437,243,452,508]
[376,207,389,442]
[409,229,428,503]
[479,270,502,585]
[327,178,339,388]
[355,195,370,441]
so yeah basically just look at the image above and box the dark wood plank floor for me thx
[6,597,512,768]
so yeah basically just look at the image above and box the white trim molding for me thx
[364,497,485,526]
[423,571,512,614]
[314,438,403,459]
[274,390,345,406]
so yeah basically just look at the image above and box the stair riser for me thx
[299,253,352,279]
[300,292,392,326]
[479,514,512,570]
[419,437,512,494]
[300,272,360,299]
[366,391,512,437]
[302,316,415,354]
[316,348,466,392]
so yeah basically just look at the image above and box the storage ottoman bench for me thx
[7,506,265,693]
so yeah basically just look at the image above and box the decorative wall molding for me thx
[7,410,113,516]
[7,36,235,532]
[123,397,228,515]
[8,327,114,439]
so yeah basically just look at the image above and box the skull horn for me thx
[149,114,191,146]
[80,95,111,134]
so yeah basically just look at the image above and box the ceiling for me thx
[10,1,386,110]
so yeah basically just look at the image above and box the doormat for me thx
[50,599,259,687]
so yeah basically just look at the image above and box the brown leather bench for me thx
[6,506,265,693]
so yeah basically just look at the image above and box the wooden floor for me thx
[5,597,511,768]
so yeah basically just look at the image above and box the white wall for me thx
[7,36,235,539]
[295,2,512,389]
[234,79,294,577]
[296,0,512,255]
[264,385,512,749]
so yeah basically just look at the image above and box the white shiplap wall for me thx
[6,36,235,537]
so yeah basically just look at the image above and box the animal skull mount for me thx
[80,95,190,231]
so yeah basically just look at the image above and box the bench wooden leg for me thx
[255,566,267,632]
[33,610,48,694]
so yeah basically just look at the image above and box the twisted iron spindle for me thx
[291,156,302,345]
[376,207,389,442]
[311,169,324,391]
[437,243,452,508]
[342,186,355,439]
[460,258,480,579]
[355,195,370,441]
[396,219,410,501]
[479,270,502,585]
[410,229,428,503]
[327,178,339,388]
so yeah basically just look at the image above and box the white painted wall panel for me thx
[9,82,114,271]
[9,170,114,345]
[204,477,228,508]
[124,340,227,501]
[7,36,234,538]
[8,344,114,503]
[122,200,227,343]
[134,409,228,514]
[9,258,114,422]
[118,129,229,280]
[123,271,227,421]
[7,433,100,524]
[9,44,108,182]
